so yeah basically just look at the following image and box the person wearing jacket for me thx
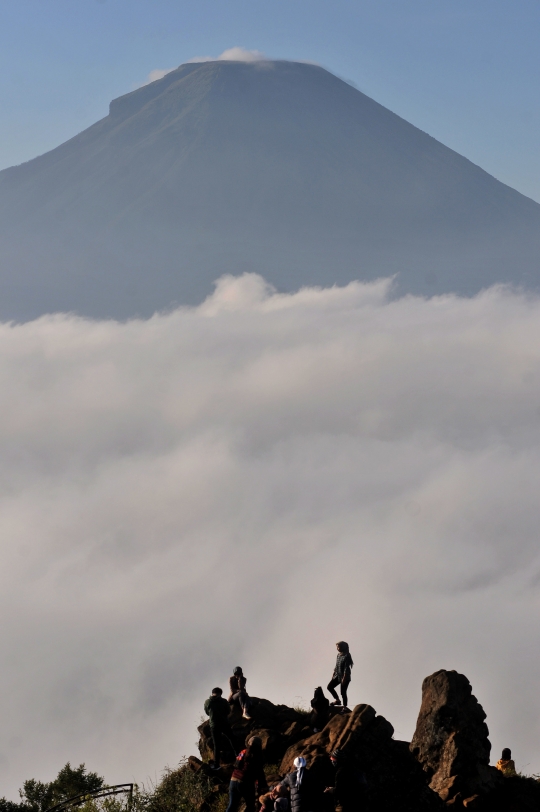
[279,757,318,812]
[327,642,353,709]
[496,748,517,776]
[204,687,234,768]
[324,749,364,812]
[229,666,252,719]
[310,687,330,732]
[226,736,268,812]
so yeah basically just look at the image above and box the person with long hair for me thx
[310,686,330,732]
[327,642,353,709]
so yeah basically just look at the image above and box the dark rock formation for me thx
[192,676,540,812]
[410,670,503,807]
[281,703,442,810]
[198,697,313,767]
[198,697,442,811]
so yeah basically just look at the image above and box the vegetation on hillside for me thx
[0,764,104,812]
[0,760,222,812]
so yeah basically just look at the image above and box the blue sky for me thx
[1,0,540,201]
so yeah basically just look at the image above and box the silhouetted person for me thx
[229,666,252,719]
[310,687,330,732]
[204,687,235,769]
[226,736,268,812]
[496,748,516,776]
[324,749,364,812]
[327,642,353,708]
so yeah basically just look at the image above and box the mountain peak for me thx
[0,60,539,320]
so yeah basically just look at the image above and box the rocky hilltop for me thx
[188,669,540,811]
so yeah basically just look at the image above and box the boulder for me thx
[410,670,503,806]
[281,704,442,811]
[198,697,310,765]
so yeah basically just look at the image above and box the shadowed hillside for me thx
[1,60,540,319]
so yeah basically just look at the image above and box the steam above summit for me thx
[0,59,539,319]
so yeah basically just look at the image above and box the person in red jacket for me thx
[226,736,268,812]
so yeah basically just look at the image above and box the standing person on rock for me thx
[226,736,268,812]
[229,666,252,719]
[327,642,353,709]
[204,687,235,769]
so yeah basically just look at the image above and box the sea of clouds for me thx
[1,273,540,795]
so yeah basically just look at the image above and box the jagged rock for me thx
[193,676,540,812]
[410,670,503,806]
[199,696,442,809]
[281,704,442,811]
[198,696,310,765]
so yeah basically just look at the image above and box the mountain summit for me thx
[1,59,539,319]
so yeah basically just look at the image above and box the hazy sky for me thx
[1,0,540,201]
[1,275,540,796]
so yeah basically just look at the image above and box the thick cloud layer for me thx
[1,274,540,795]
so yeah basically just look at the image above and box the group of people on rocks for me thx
[203,642,357,812]
[203,643,519,812]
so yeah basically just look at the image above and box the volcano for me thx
[1,59,539,319]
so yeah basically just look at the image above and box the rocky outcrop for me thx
[198,697,442,811]
[193,674,540,812]
[280,703,442,810]
[198,697,313,767]
[410,670,503,807]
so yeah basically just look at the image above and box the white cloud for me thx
[187,47,268,64]
[141,49,268,86]
[141,68,176,86]
[0,274,540,795]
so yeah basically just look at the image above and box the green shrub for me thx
[0,764,105,812]
[142,763,213,812]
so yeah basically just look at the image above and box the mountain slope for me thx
[1,59,539,319]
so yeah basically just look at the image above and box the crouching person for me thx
[259,787,288,812]
[496,748,517,776]
[226,736,268,812]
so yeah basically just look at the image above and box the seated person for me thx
[229,666,252,720]
[310,687,330,732]
[259,787,288,812]
[496,748,516,776]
